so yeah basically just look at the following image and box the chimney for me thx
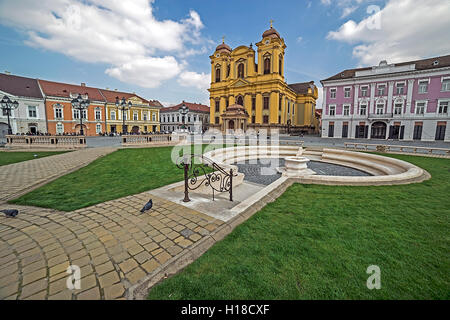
[81,82,86,87]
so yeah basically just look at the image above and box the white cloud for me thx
[0,0,208,88]
[316,87,324,110]
[177,71,211,91]
[321,0,373,5]
[297,36,303,43]
[341,6,358,18]
[327,0,450,66]
[105,56,182,88]
[160,101,179,108]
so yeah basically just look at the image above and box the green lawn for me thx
[10,145,218,211]
[0,151,68,167]
[148,154,450,300]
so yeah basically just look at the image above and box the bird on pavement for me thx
[1,209,19,218]
[140,199,153,213]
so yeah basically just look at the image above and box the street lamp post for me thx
[115,97,132,135]
[71,94,90,136]
[1,95,19,135]
[179,102,189,132]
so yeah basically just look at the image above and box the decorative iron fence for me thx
[176,154,237,202]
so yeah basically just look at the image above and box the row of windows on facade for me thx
[161,125,202,131]
[328,78,450,99]
[53,107,101,120]
[52,107,157,122]
[215,56,282,82]
[109,110,156,121]
[214,96,296,113]
[55,123,102,134]
[328,122,447,141]
[160,114,208,123]
[327,100,449,116]
[1,106,38,118]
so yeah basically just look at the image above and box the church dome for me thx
[262,27,280,39]
[216,42,231,52]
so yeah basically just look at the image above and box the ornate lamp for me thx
[71,94,90,136]
[1,95,19,135]
[115,97,132,134]
[178,102,189,131]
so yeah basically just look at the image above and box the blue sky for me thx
[0,0,449,108]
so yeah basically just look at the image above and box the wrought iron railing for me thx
[176,154,237,202]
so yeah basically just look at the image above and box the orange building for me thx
[39,80,106,135]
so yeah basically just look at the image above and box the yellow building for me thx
[100,89,162,134]
[209,24,319,133]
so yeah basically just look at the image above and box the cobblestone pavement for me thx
[0,147,117,202]
[0,192,222,300]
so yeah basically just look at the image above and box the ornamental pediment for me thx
[128,96,143,104]
[230,79,250,87]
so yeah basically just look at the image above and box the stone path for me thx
[0,192,222,300]
[0,147,117,201]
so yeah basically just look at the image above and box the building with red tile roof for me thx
[0,73,46,136]
[99,88,161,134]
[39,80,107,136]
[160,101,210,133]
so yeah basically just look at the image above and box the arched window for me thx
[237,96,244,106]
[215,67,221,82]
[227,65,230,78]
[279,56,283,75]
[264,57,271,74]
[238,63,244,78]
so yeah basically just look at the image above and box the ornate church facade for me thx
[208,24,319,134]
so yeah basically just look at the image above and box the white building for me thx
[160,101,210,133]
[0,73,46,138]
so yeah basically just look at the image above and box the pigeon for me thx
[140,199,153,213]
[1,209,19,218]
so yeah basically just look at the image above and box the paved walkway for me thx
[0,192,222,300]
[0,147,117,201]
[0,149,223,299]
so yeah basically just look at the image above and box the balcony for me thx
[368,113,393,120]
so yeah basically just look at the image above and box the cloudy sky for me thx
[0,0,449,108]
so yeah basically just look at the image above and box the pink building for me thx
[320,55,450,141]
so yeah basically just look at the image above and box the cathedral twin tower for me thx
[208,23,319,134]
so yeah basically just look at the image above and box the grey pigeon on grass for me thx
[1,209,19,217]
[140,199,153,213]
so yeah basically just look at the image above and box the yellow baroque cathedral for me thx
[208,24,319,134]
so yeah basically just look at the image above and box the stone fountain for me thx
[281,147,316,177]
